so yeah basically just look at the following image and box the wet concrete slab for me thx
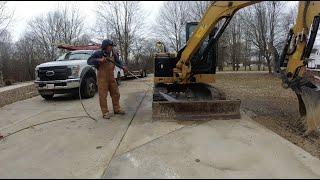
[104,111,320,179]
[1,76,320,178]
[0,80,147,178]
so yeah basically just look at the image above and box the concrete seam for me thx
[113,120,210,158]
[100,91,148,178]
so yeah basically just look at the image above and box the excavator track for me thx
[152,83,241,120]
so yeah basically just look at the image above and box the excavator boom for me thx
[176,1,259,83]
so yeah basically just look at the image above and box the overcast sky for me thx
[6,1,301,43]
[6,1,164,42]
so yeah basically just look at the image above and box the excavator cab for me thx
[186,22,218,76]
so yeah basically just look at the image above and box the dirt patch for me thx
[214,72,320,158]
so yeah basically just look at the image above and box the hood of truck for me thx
[36,60,87,69]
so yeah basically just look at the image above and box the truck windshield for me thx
[57,51,92,61]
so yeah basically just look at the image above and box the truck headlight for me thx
[69,65,80,78]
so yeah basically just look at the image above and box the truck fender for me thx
[80,66,96,81]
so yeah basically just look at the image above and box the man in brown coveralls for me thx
[87,39,128,119]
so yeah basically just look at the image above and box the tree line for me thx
[154,1,297,73]
[0,1,298,85]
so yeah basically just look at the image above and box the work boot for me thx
[114,110,126,115]
[103,113,112,119]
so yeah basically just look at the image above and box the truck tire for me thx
[81,77,96,98]
[40,93,54,100]
[116,72,121,86]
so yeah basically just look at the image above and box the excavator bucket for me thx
[152,100,241,120]
[300,85,320,135]
[299,69,320,136]
[152,83,241,121]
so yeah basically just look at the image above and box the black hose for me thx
[0,70,99,141]
[78,71,98,122]
[0,116,89,140]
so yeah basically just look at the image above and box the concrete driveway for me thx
[1,76,320,178]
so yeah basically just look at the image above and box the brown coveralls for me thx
[97,54,121,116]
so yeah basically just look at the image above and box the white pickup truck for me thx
[34,50,124,100]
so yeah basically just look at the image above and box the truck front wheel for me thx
[81,77,96,98]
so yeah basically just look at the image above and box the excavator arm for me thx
[175,1,320,89]
[283,1,320,136]
[175,1,260,83]
[281,1,320,89]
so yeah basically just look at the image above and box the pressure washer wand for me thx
[103,57,154,89]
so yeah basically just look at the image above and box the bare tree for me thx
[95,1,145,65]
[187,1,212,22]
[73,34,93,45]
[217,32,229,71]
[0,30,40,83]
[220,13,245,71]
[239,1,287,73]
[279,4,298,49]
[130,37,157,71]
[155,1,191,52]
[281,3,298,33]
[58,4,84,44]
[0,30,13,80]
[15,32,42,80]
[243,26,252,71]
[0,1,14,85]
[26,4,84,61]
[0,1,13,37]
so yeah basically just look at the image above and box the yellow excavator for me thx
[152,1,320,134]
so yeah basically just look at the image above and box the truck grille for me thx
[38,66,71,81]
